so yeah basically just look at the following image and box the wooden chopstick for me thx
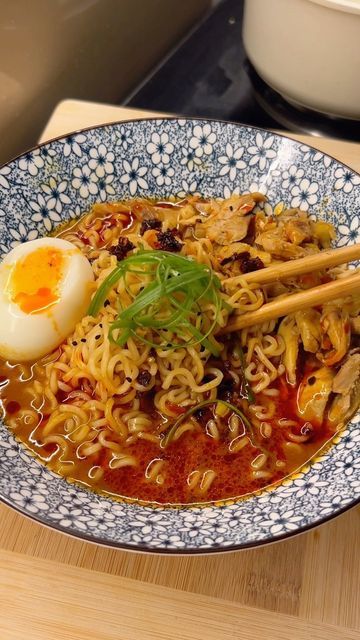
[225,243,360,286]
[219,271,360,333]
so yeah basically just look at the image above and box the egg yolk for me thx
[8,247,66,314]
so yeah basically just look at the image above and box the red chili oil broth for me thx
[0,356,338,506]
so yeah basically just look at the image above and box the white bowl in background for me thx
[243,0,360,119]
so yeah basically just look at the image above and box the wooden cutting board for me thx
[1,101,359,640]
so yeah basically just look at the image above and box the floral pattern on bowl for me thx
[0,118,359,553]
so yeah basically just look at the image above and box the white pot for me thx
[243,0,360,119]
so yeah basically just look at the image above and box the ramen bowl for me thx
[0,119,359,553]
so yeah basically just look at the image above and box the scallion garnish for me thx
[88,249,230,356]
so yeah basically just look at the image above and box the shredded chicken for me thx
[296,367,334,426]
[255,231,307,259]
[278,315,299,385]
[284,218,312,245]
[254,208,328,260]
[318,307,351,366]
[332,353,360,395]
[195,193,265,245]
[295,309,322,353]
[329,352,360,425]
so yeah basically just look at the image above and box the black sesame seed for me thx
[72,341,77,346]
[95,334,101,340]
[99,323,103,328]
[126,376,132,382]
[81,338,86,343]
[104,299,110,307]
[308,375,316,386]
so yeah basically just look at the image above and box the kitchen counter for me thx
[1,100,359,640]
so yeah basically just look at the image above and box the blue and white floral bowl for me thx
[0,119,359,553]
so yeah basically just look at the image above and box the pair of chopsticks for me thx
[220,243,360,333]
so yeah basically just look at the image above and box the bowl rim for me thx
[0,116,359,554]
[1,488,358,555]
[1,114,359,182]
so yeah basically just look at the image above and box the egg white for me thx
[0,237,94,362]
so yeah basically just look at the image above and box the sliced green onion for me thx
[161,399,253,448]
[88,249,230,355]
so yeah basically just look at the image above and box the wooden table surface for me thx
[1,100,359,640]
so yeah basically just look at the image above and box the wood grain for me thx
[1,549,358,640]
[222,271,360,332]
[229,243,360,286]
[39,101,164,143]
[0,502,359,630]
[0,101,359,640]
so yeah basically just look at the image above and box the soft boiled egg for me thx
[0,237,94,362]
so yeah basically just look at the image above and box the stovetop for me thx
[126,0,360,142]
